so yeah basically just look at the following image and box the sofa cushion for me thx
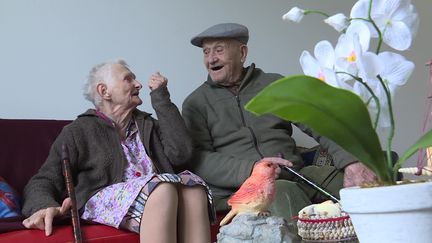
[0,119,71,196]
[0,177,21,218]
[0,224,139,243]
[299,145,334,167]
[0,216,25,233]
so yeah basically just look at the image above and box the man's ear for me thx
[240,44,248,63]
[96,83,110,100]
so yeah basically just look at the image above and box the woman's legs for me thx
[177,186,210,243]
[139,183,178,243]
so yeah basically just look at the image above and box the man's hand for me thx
[257,157,293,179]
[343,162,377,187]
[22,198,72,236]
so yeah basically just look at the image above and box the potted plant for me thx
[245,0,432,242]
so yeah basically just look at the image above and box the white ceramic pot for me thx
[340,181,432,243]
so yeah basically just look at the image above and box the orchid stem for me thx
[367,0,383,54]
[304,10,330,18]
[377,75,396,182]
[337,72,381,129]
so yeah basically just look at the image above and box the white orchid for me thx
[333,22,371,81]
[324,13,349,32]
[282,7,305,23]
[378,52,414,93]
[350,0,419,51]
[300,41,341,88]
[250,0,429,184]
[353,52,413,128]
[283,0,417,131]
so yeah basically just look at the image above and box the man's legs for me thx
[269,166,343,234]
[297,165,344,202]
[269,180,311,233]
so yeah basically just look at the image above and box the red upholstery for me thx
[0,224,138,243]
[0,119,71,196]
[0,118,224,242]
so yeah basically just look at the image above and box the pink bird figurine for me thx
[219,160,279,226]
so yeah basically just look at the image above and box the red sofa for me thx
[0,118,224,243]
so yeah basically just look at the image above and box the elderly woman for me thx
[21,59,214,243]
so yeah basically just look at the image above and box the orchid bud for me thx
[282,7,305,23]
[324,13,349,32]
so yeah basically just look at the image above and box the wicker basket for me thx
[297,212,357,242]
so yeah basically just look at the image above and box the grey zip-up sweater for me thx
[22,87,193,217]
[182,63,356,201]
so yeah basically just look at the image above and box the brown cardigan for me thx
[22,86,193,216]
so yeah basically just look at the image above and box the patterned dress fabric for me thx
[81,115,214,231]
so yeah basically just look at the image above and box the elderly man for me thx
[182,23,375,226]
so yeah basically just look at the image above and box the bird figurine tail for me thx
[220,209,238,226]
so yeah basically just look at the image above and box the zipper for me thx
[235,94,264,159]
[235,95,247,125]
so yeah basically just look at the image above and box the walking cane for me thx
[62,144,83,243]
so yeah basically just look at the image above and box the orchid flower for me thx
[283,7,331,23]
[249,0,426,184]
[354,52,414,128]
[324,13,349,32]
[350,0,419,51]
[300,40,350,89]
[333,22,371,81]
[282,7,305,23]
[378,52,414,94]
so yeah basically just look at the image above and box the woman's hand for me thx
[22,198,72,236]
[148,71,168,91]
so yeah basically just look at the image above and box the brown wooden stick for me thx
[62,144,83,243]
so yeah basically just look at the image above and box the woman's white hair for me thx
[83,59,129,107]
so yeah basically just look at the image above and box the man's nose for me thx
[206,52,218,64]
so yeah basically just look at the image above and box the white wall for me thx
[1,0,431,170]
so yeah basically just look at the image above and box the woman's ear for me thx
[96,83,110,100]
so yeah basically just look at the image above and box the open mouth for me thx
[210,65,223,71]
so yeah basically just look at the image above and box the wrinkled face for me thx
[202,39,247,86]
[105,63,143,109]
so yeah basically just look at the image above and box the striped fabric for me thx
[119,171,215,233]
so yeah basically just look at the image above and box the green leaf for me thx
[245,75,392,183]
[394,130,432,177]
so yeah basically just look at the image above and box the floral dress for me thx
[81,115,214,233]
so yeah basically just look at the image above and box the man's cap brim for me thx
[191,23,249,47]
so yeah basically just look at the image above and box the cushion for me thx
[299,146,334,167]
[0,224,139,243]
[0,176,21,218]
[0,216,26,233]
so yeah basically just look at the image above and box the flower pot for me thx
[340,181,432,243]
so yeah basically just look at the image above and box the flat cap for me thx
[191,23,249,47]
